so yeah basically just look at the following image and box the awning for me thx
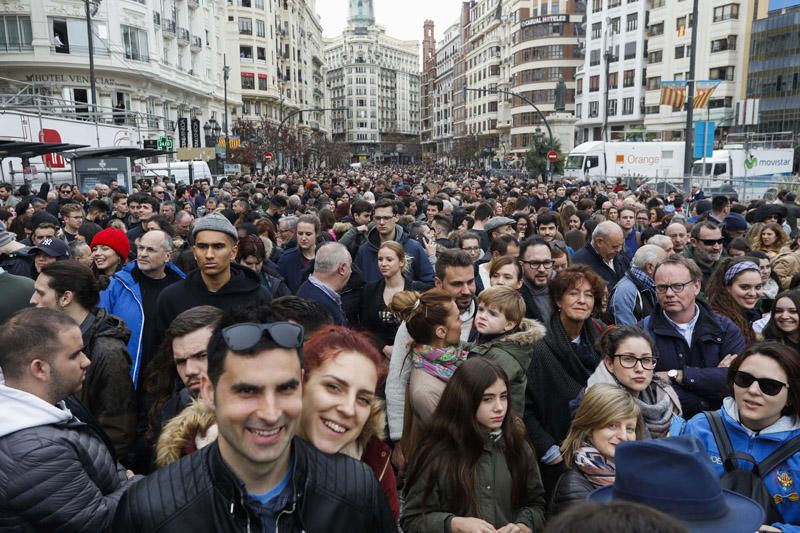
[0,140,89,159]
[60,146,174,160]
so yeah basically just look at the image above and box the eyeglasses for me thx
[520,259,553,269]
[654,280,695,294]
[221,322,304,352]
[59,189,72,194]
[733,370,789,396]
[613,353,658,370]
[699,238,725,246]
[462,246,481,252]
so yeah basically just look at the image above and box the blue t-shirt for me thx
[246,467,293,533]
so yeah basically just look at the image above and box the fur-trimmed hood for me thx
[155,399,217,468]
[478,318,547,348]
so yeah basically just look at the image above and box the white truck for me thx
[564,141,686,182]
[140,161,213,184]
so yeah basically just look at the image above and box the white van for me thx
[140,161,212,184]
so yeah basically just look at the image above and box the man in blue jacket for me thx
[354,199,434,285]
[296,242,352,326]
[100,229,185,387]
[641,255,744,418]
[572,220,629,287]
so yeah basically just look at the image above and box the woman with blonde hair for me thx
[753,222,790,258]
[357,240,415,355]
[550,384,644,516]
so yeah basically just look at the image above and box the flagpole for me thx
[683,0,700,192]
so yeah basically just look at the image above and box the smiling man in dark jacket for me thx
[154,213,271,343]
[113,309,395,532]
[571,220,629,286]
[0,308,138,531]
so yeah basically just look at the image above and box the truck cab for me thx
[564,141,605,180]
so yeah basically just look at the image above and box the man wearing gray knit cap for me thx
[0,221,35,279]
[152,212,271,362]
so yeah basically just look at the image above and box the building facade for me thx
[420,20,437,161]
[325,0,420,162]
[747,3,800,135]
[0,0,234,149]
[433,19,461,163]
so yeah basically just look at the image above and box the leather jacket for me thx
[113,438,396,532]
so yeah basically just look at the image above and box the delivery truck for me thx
[564,141,686,182]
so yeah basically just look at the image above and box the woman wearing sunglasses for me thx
[298,326,400,522]
[574,326,681,439]
[674,342,800,531]
[707,257,765,345]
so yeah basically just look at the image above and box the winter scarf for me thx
[574,445,616,486]
[628,266,656,292]
[585,362,682,439]
[412,343,468,382]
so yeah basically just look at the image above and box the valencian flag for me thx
[693,80,721,109]
[660,81,687,108]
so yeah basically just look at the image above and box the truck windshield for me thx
[692,163,711,176]
[565,155,584,170]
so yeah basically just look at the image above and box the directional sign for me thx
[158,136,174,150]
[547,150,559,163]
[264,152,273,162]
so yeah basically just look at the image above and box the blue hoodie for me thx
[354,225,435,285]
[672,397,800,532]
[99,261,185,387]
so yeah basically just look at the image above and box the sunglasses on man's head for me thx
[221,322,304,352]
[733,370,789,396]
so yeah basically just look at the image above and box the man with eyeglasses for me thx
[641,255,745,418]
[684,221,725,291]
[114,311,395,531]
[46,184,76,217]
[518,236,554,323]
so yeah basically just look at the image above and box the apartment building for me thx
[433,20,462,162]
[575,0,647,141]
[325,0,420,162]
[420,20,437,161]
[0,0,232,146]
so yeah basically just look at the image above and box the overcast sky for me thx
[315,0,466,43]
[770,0,800,7]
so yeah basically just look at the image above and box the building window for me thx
[241,74,255,89]
[622,97,634,115]
[589,101,599,118]
[624,41,636,60]
[590,49,601,66]
[121,25,149,62]
[590,75,600,92]
[609,0,622,7]
[607,99,617,116]
[576,79,583,95]
[610,17,621,35]
[626,13,637,32]
[711,35,737,52]
[648,22,664,37]
[609,72,618,89]
[256,19,265,37]
[646,76,661,90]
[258,76,267,90]
[0,15,33,52]
[623,69,635,87]
[647,49,663,63]
[239,18,252,35]
[592,0,602,11]
[713,3,739,22]
[592,22,602,39]
[709,66,735,81]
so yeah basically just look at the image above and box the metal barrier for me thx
[634,174,800,202]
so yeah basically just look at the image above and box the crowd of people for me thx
[2,169,800,532]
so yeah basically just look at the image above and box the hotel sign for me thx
[520,14,570,28]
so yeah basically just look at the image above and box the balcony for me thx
[163,20,176,37]
[153,11,161,26]
[190,35,202,51]
[177,28,190,46]
[188,0,199,9]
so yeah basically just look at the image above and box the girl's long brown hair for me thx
[403,358,533,517]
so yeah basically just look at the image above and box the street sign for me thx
[224,163,241,175]
[693,122,715,159]
[157,136,174,150]
[176,147,216,161]
[264,152,273,162]
[547,150,558,163]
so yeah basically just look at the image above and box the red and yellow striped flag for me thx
[660,81,687,108]
[693,81,720,109]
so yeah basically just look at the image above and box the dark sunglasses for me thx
[733,370,789,396]
[221,322,304,352]
[700,238,725,246]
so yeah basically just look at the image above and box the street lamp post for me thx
[223,55,231,164]
[85,0,101,147]
[464,85,554,180]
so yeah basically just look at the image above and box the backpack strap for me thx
[756,434,800,478]
[704,411,736,471]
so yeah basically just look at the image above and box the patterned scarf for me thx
[412,343,468,382]
[574,444,616,487]
[628,266,656,292]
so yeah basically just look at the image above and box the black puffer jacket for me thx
[79,308,137,460]
[112,437,396,532]
[0,386,135,532]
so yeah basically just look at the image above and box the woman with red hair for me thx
[299,326,399,521]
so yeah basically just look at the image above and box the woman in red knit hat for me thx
[90,227,130,282]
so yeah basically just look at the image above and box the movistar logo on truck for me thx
[745,156,793,169]
[744,156,757,170]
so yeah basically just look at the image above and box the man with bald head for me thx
[571,220,630,286]
[665,222,689,255]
